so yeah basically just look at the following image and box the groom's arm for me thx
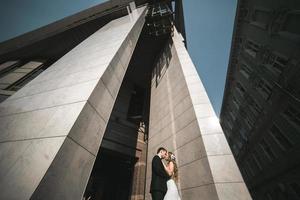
[152,156,169,178]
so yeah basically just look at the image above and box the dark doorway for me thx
[84,148,136,200]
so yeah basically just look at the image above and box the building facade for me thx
[220,0,300,199]
[0,1,251,199]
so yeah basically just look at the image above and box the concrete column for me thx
[130,122,147,200]
[0,6,146,200]
[145,30,252,200]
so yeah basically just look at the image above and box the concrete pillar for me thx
[131,122,147,200]
[145,30,252,200]
[0,6,146,200]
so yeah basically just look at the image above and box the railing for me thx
[146,2,174,36]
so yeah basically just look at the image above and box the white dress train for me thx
[163,179,181,200]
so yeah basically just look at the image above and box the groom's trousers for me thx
[151,191,165,200]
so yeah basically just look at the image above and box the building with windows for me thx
[0,1,251,200]
[220,0,300,199]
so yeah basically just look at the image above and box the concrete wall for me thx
[145,30,252,200]
[0,7,146,200]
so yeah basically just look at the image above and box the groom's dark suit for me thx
[150,155,170,200]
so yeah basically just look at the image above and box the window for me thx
[236,82,246,96]
[154,42,172,86]
[231,103,239,116]
[245,114,255,129]
[244,39,260,58]
[263,52,289,76]
[279,11,300,40]
[239,109,253,130]
[229,111,236,121]
[127,85,145,123]
[250,8,272,30]
[0,61,44,90]
[240,8,250,21]
[248,96,262,116]
[232,96,240,110]
[240,63,252,79]
[0,61,21,89]
[286,81,300,100]
[283,105,300,129]
[7,66,45,91]
[251,101,262,116]
[0,60,46,103]
[255,78,273,100]
[271,54,289,73]
[268,9,300,41]
[0,61,20,76]
[260,139,276,161]
[269,9,287,34]
[240,107,255,130]
[270,125,293,150]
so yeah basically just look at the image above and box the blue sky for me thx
[183,0,237,116]
[0,0,237,116]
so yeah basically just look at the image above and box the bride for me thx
[162,152,181,200]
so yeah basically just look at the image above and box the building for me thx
[0,1,251,199]
[220,0,300,199]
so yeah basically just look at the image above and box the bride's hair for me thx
[166,152,178,182]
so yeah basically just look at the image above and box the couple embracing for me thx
[150,147,181,200]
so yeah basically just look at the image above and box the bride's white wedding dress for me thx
[163,178,181,200]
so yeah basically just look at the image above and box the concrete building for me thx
[220,0,300,199]
[0,1,251,199]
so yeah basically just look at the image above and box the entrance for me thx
[84,148,136,200]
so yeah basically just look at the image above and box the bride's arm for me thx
[163,161,174,176]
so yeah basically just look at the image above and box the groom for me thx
[150,147,170,200]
